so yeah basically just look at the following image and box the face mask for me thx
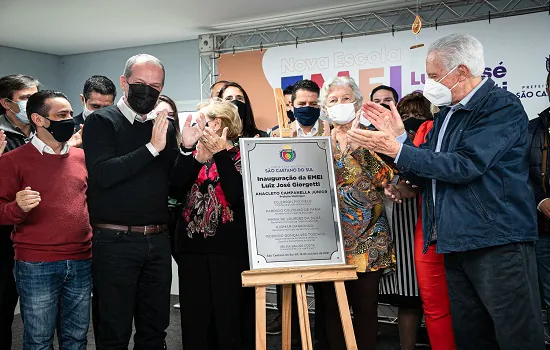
[126,83,160,114]
[423,66,459,107]
[9,100,30,125]
[82,101,93,119]
[287,110,295,122]
[44,117,75,143]
[293,106,320,127]
[231,100,247,121]
[327,102,357,125]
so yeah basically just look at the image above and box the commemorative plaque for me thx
[240,137,345,269]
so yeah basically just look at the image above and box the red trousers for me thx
[414,217,456,350]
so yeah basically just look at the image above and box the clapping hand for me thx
[182,113,207,148]
[361,101,404,138]
[195,139,213,164]
[201,127,228,155]
[0,131,6,156]
[150,111,169,152]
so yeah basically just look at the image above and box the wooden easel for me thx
[242,265,358,350]
[274,87,293,138]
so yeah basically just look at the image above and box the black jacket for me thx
[74,113,84,133]
[528,106,550,233]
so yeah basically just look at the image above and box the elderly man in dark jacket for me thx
[348,33,544,350]
[528,71,550,328]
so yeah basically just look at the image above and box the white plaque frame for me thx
[240,137,345,270]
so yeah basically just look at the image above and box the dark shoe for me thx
[267,314,282,335]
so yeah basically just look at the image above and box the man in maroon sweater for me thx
[0,90,92,349]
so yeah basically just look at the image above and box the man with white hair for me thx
[348,34,545,349]
[83,54,178,349]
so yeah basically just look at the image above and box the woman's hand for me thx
[181,113,207,148]
[201,127,229,154]
[384,183,403,203]
[195,139,213,164]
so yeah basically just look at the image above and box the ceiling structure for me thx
[0,0,421,56]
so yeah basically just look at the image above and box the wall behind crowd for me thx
[0,41,201,117]
[0,45,62,91]
[60,40,200,111]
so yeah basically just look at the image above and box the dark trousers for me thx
[0,233,18,349]
[92,228,172,350]
[175,253,255,350]
[444,242,545,350]
[535,234,550,324]
[322,270,383,350]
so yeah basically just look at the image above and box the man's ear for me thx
[0,98,10,111]
[31,113,45,127]
[80,94,86,105]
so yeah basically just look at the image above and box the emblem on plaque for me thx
[280,145,296,162]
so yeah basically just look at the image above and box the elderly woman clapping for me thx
[319,76,395,350]
[170,98,254,350]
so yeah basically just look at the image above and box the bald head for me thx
[123,54,165,86]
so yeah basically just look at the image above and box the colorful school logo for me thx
[280,145,296,162]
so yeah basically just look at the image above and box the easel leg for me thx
[334,281,357,350]
[296,283,313,350]
[282,284,292,350]
[255,286,267,350]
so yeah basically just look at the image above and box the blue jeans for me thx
[15,259,92,350]
[535,234,550,324]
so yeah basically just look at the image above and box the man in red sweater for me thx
[0,90,92,349]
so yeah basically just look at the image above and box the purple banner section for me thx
[390,65,402,100]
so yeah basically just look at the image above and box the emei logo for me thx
[280,145,296,162]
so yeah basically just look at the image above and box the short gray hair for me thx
[123,54,165,84]
[427,34,485,77]
[319,76,363,108]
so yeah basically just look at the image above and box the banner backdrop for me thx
[217,12,549,130]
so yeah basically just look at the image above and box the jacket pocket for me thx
[468,185,492,223]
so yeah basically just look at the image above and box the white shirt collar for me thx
[31,136,69,155]
[116,97,157,125]
[296,120,319,137]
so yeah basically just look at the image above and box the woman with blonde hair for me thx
[170,98,254,349]
[319,76,395,350]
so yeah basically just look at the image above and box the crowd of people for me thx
[0,32,548,350]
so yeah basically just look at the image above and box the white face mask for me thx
[82,102,93,119]
[327,102,357,125]
[423,66,460,107]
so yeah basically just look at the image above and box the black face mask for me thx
[293,106,320,127]
[44,118,75,143]
[231,100,247,121]
[287,110,295,122]
[127,83,160,114]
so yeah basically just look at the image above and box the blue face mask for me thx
[293,106,320,127]
[8,100,30,125]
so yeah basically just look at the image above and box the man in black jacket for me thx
[528,71,550,326]
[74,75,116,132]
[0,74,40,349]
[83,54,178,350]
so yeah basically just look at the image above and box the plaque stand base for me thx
[242,264,358,350]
